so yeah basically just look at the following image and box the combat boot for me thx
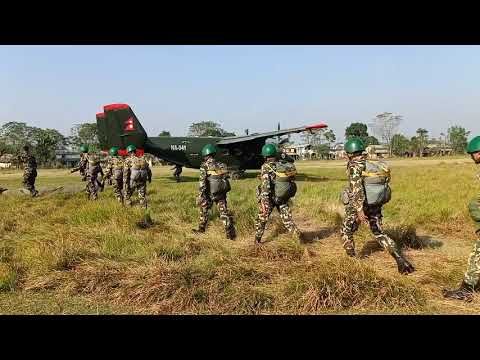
[391,251,415,274]
[192,226,206,235]
[254,234,262,245]
[226,226,236,240]
[443,281,475,302]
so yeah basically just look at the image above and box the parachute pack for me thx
[207,167,231,197]
[130,157,150,183]
[362,160,392,206]
[266,161,297,203]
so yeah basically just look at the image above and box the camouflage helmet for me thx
[109,146,119,156]
[261,143,278,157]
[467,136,480,154]
[126,144,137,153]
[80,144,89,153]
[201,144,217,157]
[344,138,366,154]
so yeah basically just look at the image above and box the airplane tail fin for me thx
[96,104,148,156]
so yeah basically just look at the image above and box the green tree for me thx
[448,125,470,154]
[345,122,368,141]
[188,121,235,137]
[69,123,99,150]
[158,130,171,136]
[32,129,67,165]
[0,122,34,152]
[391,134,411,156]
[416,128,429,156]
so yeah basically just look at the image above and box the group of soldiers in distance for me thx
[2,135,480,303]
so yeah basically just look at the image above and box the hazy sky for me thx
[1,45,479,142]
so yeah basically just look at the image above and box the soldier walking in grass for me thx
[443,136,480,302]
[123,144,152,208]
[70,144,89,181]
[84,150,103,200]
[192,144,236,240]
[340,138,415,274]
[103,146,125,204]
[254,143,303,244]
[171,164,182,182]
[18,145,39,197]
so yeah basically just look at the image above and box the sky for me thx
[1,45,479,142]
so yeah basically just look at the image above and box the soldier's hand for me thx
[357,210,369,225]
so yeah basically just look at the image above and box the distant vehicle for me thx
[96,103,327,178]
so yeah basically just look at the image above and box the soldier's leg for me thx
[366,205,414,274]
[340,204,359,256]
[113,179,123,203]
[138,182,147,208]
[124,182,134,205]
[196,197,212,232]
[463,237,480,288]
[254,199,273,243]
[278,203,301,236]
[217,198,236,239]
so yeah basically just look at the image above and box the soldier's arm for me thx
[123,159,131,185]
[349,163,366,212]
[198,164,208,197]
[147,161,152,182]
[259,165,273,201]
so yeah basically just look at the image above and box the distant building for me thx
[55,149,80,167]
[0,154,14,169]
[366,144,390,159]
[283,144,317,160]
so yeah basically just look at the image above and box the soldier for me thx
[254,143,303,244]
[70,145,89,181]
[171,164,182,182]
[85,150,103,200]
[103,146,125,203]
[18,145,39,197]
[192,144,236,240]
[340,138,414,274]
[123,145,152,208]
[443,136,480,302]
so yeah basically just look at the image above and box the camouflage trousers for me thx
[125,181,147,208]
[463,234,480,287]
[22,169,38,197]
[112,178,124,202]
[254,198,299,240]
[340,204,397,254]
[198,195,235,236]
[85,167,102,200]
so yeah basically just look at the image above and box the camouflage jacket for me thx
[198,157,227,198]
[123,154,152,183]
[72,153,88,172]
[104,156,125,178]
[18,151,37,172]
[346,155,367,212]
[258,159,277,201]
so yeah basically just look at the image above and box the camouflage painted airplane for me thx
[96,103,327,177]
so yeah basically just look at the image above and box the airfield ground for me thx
[0,156,479,314]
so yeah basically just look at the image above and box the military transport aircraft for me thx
[96,103,327,177]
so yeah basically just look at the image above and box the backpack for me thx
[130,157,149,183]
[266,161,297,203]
[207,166,231,197]
[362,160,392,206]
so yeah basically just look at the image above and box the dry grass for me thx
[0,156,479,314]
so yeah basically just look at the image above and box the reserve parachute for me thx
[267,161,297,203]
[131,156,149,183]
[207,167,231,197]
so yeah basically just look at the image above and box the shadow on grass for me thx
[359,225,444,259]
[295,174,346,183]
[300,227,339,244]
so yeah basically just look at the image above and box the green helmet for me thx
[80,144,89,153]
[467,136,480,154]
[201,144,217,157]
[261,143,278,157]
[344,138,366,154]
[109,147,119,156]
[126,144,137,153]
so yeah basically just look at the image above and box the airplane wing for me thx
[216,123,328,145]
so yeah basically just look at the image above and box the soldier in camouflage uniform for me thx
[123,144,152,208]
[84,150,103,200]
[443,136,480,302]
[103,146,125,203]
[192,144,236,240]
[18,145,39,197]
[70,145,89,181]
[340,138,414,274]
[171,164,182,182]
[254,143,302,244]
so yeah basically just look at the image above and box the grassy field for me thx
[0,156,479,314]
